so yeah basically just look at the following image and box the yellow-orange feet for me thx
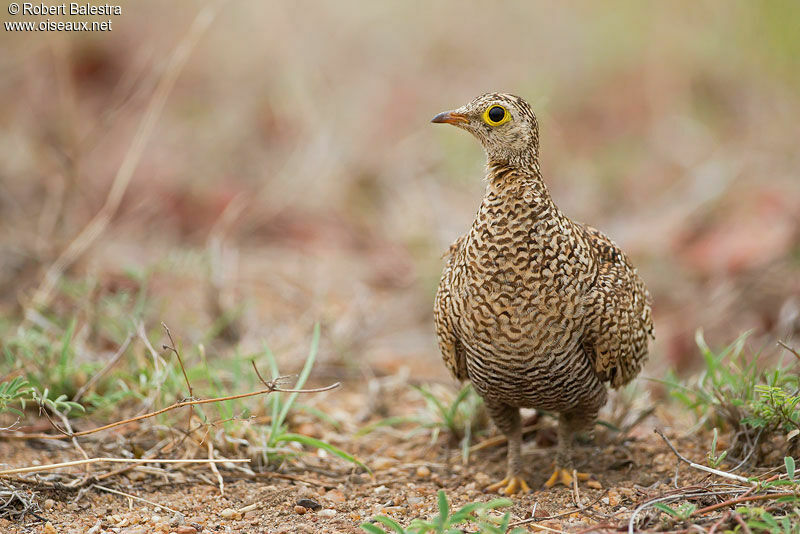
[543,467,591,488]
[486,475,531,495]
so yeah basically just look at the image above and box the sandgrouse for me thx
[432,93,654,495]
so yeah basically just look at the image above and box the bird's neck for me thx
[486,158,551,201]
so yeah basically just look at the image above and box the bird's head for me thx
[432,93,540,168]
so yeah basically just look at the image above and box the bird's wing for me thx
[581,225,654,388]
[434,236,469,381]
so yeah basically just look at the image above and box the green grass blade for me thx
[355,416,420,437]
[276,323,320,428]
[360,523,388,534]
[412,385,448,421]
[373,516,406,533]
[435,490,449,530]
[446,384,472,422]
[262,342,282,444]
[275,432,370,472]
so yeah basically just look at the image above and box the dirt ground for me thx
[1,382,722,534]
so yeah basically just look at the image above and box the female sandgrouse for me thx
[432,93,654,495]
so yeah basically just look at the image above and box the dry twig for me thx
[3,379,339,441]
[655,428,752,484]
[0,457,247,477]
[72,332,134,403]
[93,484,181,516]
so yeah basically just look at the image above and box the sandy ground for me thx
[0,383,717,534]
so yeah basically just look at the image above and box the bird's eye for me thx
[483,105,510,126]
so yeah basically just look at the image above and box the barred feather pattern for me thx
[435,163,653,416]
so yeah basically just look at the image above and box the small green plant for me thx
[662,330,800,463]
[707,427,728,468]
[257,324,368,471]
[735,505,800,534]
[653,502,697,521]
[0,376,84,420]
[3,320,95,402]
[360,490,526,534]
[358,383,486,463]
[0,377,31,417]
[743,385,800,435]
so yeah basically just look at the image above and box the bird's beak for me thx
[431,111,469,125]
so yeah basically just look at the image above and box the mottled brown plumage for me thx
[432,93,654,494]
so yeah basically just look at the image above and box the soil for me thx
[0,383,715,534]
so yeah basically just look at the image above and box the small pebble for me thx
[325,489,346,503]
[294,505,307,515]
[42,499,55,511]
[587,479,602,489]
[474,472,490,486]
[372,457,396,470]
[296,485,316,499]
[219,508,238,520]
[415,465,431,478]
[296,498,321,511]
[318,509,336,518]
[373,485,388,494]
[176,527,197,534]
[43,522,57,534]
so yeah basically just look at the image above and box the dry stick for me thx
[691,491,798,517]
[72,332,134,403]
[733,512,753,534]
[627,491,714,534]
[160,322,200,475]
[572,468,582,508]
[161,322,193,399]
[93,484,181,516]
[708,511,732,534]
[778,340,800,362]
[468,424,540,452]
[0,457,248,477]
[249,471,338,490]
[206,439,224,495]
[510,489,609,527]
[55,410,91,469]
[2,380,340,441]
[654,428,752,484]
[25,5,218,317]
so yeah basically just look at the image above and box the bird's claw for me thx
[486,475,531,495]
[544,466,592,488]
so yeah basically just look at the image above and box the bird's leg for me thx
[484,402,530,495]
[544,409,596,488]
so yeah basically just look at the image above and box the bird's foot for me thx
[486,475,531,495]
[543,466,591,488]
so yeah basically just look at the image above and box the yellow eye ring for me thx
[483,105,511,126]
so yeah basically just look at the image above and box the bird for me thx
[431,93,654,495]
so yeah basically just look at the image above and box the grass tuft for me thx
[662,330,800,465]
[361,489,525,534]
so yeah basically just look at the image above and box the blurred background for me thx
[1,1,799,384]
